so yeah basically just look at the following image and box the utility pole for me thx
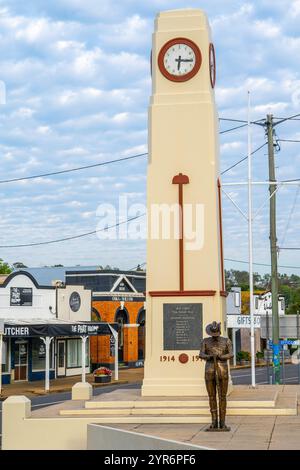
[266,113,280,384]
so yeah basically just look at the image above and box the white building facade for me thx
[0,271,92,384]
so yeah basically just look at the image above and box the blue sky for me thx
[0,0,300,274]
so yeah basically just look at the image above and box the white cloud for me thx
[0,1,299,271]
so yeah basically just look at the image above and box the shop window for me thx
[32,338,54,370]
[67,339,89,368]
[1,338,9,373]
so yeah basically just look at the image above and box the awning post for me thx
[232,328,237,367]
[0,320,4,396]
[40,336,53,392]
[109,326,119,381]
[0,332,3,396]
[80,336,88,383]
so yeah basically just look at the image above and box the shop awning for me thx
[1,319,119,337]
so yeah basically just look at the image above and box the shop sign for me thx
[226,315,261,328]
[10,287,32,306]
[3,322,119,337]
[110,336,115,356]
[69,292,81,312]
[38,344,46,358]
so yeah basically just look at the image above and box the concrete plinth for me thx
[72,382,92,400]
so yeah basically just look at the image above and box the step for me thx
[60,405,296,417]
[84,398,277,409]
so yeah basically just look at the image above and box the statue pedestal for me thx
[142,295,228,397]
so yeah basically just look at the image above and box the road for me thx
[1,364,300,446]
[231,362,300,385]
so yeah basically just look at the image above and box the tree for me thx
[12,262,27,269]
[0,259,12,274]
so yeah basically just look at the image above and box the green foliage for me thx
[236,350,251,362]
[226,269,300,314]
[0,259,12,274]
[256,351,264,359]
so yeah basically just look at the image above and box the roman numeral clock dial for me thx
[158,38,202,82]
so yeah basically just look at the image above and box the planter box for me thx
[94,375,111,384]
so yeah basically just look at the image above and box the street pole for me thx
[109,325,119,381]
[0,320,3,395]
[0,333,3,396]
[266,113,280,384]
[248,92,256,387]
[81,335,88,383]
[232,328,237,367]
[266,306,271,384]
[41,336,53,392]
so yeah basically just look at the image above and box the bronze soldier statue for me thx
[199,321,233,431]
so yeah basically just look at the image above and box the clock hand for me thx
[175,56,194,71]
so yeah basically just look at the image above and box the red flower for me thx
[93,367,112,377]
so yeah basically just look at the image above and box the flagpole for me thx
[248,91,256,387]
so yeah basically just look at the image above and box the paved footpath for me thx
[0,368,143,399]
[1,366,300,450]
[106,414,300,450]
[28,383,300,451]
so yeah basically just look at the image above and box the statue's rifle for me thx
[213,354,220,400]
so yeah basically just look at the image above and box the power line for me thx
[128,258,300,272]
[274,117,300,121]
[0,114,296,185]
[221,142,267,175]
[279,185,300,250]
[219,117,265,125]
[220,118,249,123]
[273,113,300,126]
[220,123,248,134]
[0,152,148,185]
[224,257,300,270]
[281,178,300,182]
[0,213,146,248]
[279,248,300,250]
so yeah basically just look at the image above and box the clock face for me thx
[209,43,216,88]
[158,38,201,82]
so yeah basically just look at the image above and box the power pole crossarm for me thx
[267,113,280,384]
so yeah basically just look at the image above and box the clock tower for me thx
[142,9,227,397]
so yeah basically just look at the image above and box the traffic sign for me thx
[280,339,300,346]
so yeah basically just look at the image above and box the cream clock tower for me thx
[141,9,227,397]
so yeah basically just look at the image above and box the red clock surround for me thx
[158,37,202,83]
[209,43,216,88]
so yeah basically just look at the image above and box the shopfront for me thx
[66,269,146,369]
[1,320,118,387]
[0,270,118,387]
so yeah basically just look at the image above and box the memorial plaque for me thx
[163,303,202,350]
